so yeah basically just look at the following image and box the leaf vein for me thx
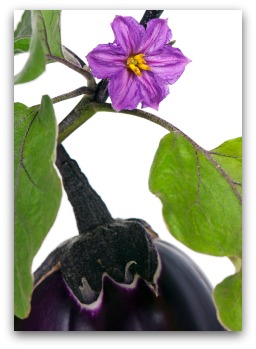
[209,151,241,159]
[15,111,38,194]
[38,11,52,56]
[21,163,42,191]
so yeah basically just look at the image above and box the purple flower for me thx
[86,16,191,111]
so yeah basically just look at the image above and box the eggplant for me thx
[14,145,226,331]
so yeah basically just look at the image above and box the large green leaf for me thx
[14,10,63,84]
[14,96,62,319]
[149,132,242,330]
[149,133,242,256]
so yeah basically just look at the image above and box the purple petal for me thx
[86,44,126,79]
[147,46,191,84]
[138,71,169,110]
[108,69,141,111]
[111,16,145,55]
[138,19,172,55]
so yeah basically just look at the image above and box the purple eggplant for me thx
[14,237,225,331]
[14,145,226,331]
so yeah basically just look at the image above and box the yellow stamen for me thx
[137,63,151,71]
[134,54,146,64]
[129,63,142,76]
[126,53,151,76]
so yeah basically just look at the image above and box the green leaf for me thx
[214,270,242,331]
[14,10,63,84]
[14,96,62,318]
[14,10,32,40]
[149,132,242,330]
[149,133,242,256]
[14,12,46,84]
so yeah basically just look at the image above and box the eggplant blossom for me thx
[87,16,191,111]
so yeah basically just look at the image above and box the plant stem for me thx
[26,87,95,118]
[57,100,185,145]
[52,86,95,105]
[58,97,97,144]
[61,101,241,204]
[92,102,179,133]
[140,10,164,28]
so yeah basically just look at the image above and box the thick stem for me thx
[57,100,181,144]
[58,97,97,144]
[56,144,114,234]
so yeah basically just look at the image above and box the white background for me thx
[14,10,241,286]
[1,0,256,346]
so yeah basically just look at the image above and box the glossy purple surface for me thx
[14,240,225,331]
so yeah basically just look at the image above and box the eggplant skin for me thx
[14,239,226,331]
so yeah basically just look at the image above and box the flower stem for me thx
[92,102,179,133]
[57,100,184,144]
[57,98,242,204]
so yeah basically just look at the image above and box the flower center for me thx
[126,54,151,76]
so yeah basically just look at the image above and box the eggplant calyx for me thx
[60,219,161,307]
[33,219,161,309]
